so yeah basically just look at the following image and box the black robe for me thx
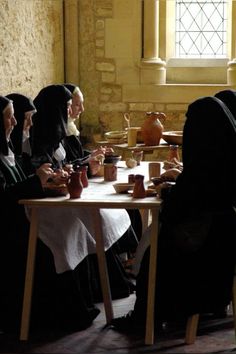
[0,157,102,333]
[30,140,138,302]
[133,96,236,323]
[30,86,138,305]
[0,91,100,333]
[63,135,92,176]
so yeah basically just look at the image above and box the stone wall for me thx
[77,0,231,146]
[0,0,64,98]
[0,0,233,153]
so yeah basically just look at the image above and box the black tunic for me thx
[133,96,236,323]
[0,91,99,333]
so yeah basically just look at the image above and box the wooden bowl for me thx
[162,131,183,145]
[113,182,134,194]
[104,130,127,143]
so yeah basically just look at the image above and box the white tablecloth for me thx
[25,162,152,273]
[26,206,130,273]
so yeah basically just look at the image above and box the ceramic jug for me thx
[104,163,117,181]
[78,165,89,188]
[141,111,166,146]
[133,174,146,198]
[67,171,83,198]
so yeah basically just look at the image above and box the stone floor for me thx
[0,294,235,354]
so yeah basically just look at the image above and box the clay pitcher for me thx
[141,112,166,146]
[78,165,89,188]
[133,174,146,198]
[104,163,117,182]
[67,171,83,199]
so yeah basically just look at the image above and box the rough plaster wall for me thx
[78,0,104,139]
[0,0,64,98]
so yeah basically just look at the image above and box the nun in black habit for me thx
[215,89,236,122]
[30,84,72,169]
[6,93,36,175]
[63,82,142,238]
[62,83,91,171]
[0,95,47,313]
[0,94,101,334]
[112,96,236,331]
[30,84,138,301]
[62,83,143,295]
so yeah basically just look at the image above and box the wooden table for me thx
[19,161,162,345]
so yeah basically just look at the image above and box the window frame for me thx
[174,0,229,59]
[141,0,236,85]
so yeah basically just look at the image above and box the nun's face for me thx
[71,90,84,119]
[24,110,36,134]
[3,102,17,140]
[67,99,72,118]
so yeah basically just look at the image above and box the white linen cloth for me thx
[24,161,154,274]
[26,206,131,273]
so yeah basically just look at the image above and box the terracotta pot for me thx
[77,165,89,188]
[133,174,146,198]
[104,163,117,181]
[141,112,166,146]
[67,171,83,199]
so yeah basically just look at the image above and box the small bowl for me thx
[162,131,183,145]
[104,154,121,164]
[113,182,134,194]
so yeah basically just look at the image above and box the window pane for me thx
[175,0,228,58]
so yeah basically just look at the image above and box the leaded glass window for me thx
[175,0,228,58]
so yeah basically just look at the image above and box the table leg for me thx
[140,208,150,232]
[20,208,38,341]
[93,209,114,323]
[145,208,159,345]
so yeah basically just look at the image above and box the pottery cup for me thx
[148,162,161,180]
[127,127,138,147]
[104,163,117,182]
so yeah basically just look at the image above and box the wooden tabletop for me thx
[19,161,161,209]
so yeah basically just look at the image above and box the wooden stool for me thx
[185,274,236,344]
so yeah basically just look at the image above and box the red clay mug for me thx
[104,163,117,182]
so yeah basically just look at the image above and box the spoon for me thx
[124,113,131,129]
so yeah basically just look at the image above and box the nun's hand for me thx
[88,159,102,176]
[91,147,105,158]
[161,168,181,181]
[63,164,74,175]
[104,146,114,155]
[163,158,183,171]
[36,163,56,185]
[52,168,69,185]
